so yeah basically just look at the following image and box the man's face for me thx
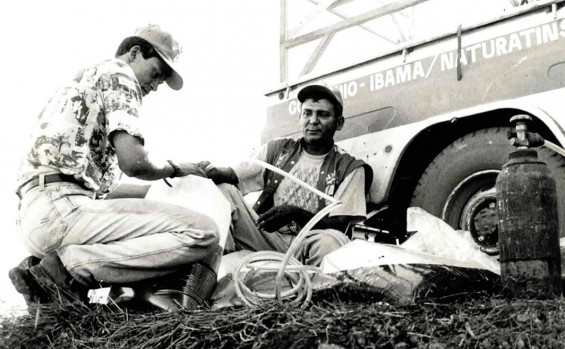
[299,98,344,145]
[129,50,168,97]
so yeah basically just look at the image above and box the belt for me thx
[17,174,87,199]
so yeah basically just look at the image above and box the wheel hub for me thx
[465,193,498,247]
[442,170,500,248]
[473,202,497,239]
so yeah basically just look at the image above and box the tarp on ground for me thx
[211,208,506,308]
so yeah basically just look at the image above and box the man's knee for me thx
[216,183,243,209]
[302,229,349,266]
[307,229,348,247]
[175,214,220,247]
[217,183,238,196]
[198,226,220,247]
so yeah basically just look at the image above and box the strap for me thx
[167,160,181,178]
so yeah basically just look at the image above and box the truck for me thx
[263,0,565,248]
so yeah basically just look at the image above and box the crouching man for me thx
[10,25,221,311]
[199,84,373,266]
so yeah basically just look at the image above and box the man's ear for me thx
[127,46,141,62]
[336,116,344,131]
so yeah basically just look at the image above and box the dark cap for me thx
[297,84,343,116]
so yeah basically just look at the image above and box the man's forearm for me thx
[276,207,350,231]
[112,130,183,180]
[257,205,360,234]
[312,215,359,233]
[127,155,177,180]
[292,211,356,233]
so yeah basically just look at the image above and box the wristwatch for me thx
[167,160,181,178]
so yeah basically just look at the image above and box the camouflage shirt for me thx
[17,59,144,198]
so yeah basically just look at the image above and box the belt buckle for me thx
[38,174,46,191]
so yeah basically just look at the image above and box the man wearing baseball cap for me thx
[198,83,373,266]
[10,25,220,311]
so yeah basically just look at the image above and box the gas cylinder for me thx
[496,116,562,298]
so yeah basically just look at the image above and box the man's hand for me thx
[257,205,313,233]
[177,162,207,178]
[196,161,238,185]
[197,161,213,173]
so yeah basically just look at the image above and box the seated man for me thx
[10,25,220,311]
[200,84,373,266]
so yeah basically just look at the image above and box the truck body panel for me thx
[265,1,565,208]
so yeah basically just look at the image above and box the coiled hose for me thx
[233,158,342,308]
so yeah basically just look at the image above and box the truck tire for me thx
[410,127,565,247]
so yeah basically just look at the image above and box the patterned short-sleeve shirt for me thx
[17,59,144,197]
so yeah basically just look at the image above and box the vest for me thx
[253,138,374,215]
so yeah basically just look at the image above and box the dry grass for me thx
[1,282,564,349]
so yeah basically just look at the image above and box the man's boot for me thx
[8,256,42,305]
[9,254,87,304]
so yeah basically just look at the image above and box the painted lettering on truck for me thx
[287,19,565,114]
[267,17,565,145]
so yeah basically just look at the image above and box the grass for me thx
[1,281,564,349]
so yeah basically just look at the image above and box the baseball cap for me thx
[297,84,344,116]
[134,24,183,90]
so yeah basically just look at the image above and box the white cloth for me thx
[145,176,232,249]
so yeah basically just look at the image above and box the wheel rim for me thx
[461,187,498,247]
[441,170,500,247]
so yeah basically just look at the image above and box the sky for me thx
[0,0,279,314]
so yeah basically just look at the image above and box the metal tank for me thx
[496,115,562,298]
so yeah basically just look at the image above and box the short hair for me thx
[301,91,343,117]
[115,36,172,77]
[116,37,159,58]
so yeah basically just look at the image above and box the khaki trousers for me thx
[17,182,221,286]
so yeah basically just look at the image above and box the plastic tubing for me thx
[543,140,565,158]
[232,158,342,308]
